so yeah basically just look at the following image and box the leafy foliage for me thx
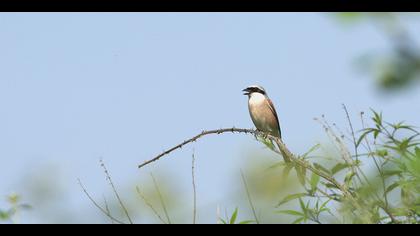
[83,109,419,224]
[218,208,255,224]
[276,110,420,224]
[0,193,31,223]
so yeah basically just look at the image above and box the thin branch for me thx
[380,203,399,224]
[150,173,172,224]
[136,186,167,224]
[315,117,355,169]
[342,104,359,162]
[138,128,257,169]
[139,127,375,221]
[191,151,197,224]
[78,179,125,224]
[103,195,114,224]
[341,105,372,189]
[240,170,260,224]
[100,159,133,224]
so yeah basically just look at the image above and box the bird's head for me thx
[242,85,266,96]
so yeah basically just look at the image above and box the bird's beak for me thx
[242,88,250,95]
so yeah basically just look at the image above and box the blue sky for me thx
[0,13,419,223]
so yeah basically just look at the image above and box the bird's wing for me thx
[266,97,282,138]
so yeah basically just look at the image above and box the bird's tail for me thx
[259,131,291,163]
[275,129,290,163]
[275,136,291,163]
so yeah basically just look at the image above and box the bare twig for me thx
[314,117,354,166]
[192,151,197,224]
[341,106,370,188]
[151,173,172,224]
[138,128,257,168]
[136,186,167,224]
[342,104,359,162]
[103,195,114,224]
[100,159,133,224]
[78,179,125,224]
[240,170,260,224]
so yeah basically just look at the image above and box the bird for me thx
[242,85,282,139]
[242,85,290,162]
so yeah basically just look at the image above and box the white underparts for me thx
[248,92,266,105]
[247,92,281,138]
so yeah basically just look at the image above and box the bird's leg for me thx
[263,132,269,140]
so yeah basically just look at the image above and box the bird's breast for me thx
[248,93,266,105]
[247,93,280,137]
[248,95,269,126]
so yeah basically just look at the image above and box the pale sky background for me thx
[0,13,420,223]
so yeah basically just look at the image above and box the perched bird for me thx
[242,85,282,139]
[243,85,290,162]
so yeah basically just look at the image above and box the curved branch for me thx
[138,127,353,200]
[138,128,256,169]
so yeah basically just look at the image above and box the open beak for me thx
[242,88,250,95]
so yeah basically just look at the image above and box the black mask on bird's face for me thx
[242,85,266,96]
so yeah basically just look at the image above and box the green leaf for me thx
[299,198,308,216]
[282,163,294,179]
[301,144,320,158]
[320,199,332,211]
[389,121,418,133]
[401,188,416,207]
[238,220,255,224]
[296,165,307,186]
[415,147,420,158]
[7,193,20,205]
[0,210,10,220]
[259,137,276,151]
[373,129,380,139]
[385,182,400,195]
[313,163,331,175]
[383,170,403,178]
[356,129,374,148]
[324,183,340,190]
[310,172,320,192]
[219,218,227,224]
[276,193,307,207]
[266,162,286,171]
[376,149,389,157]
[399,138,410,152]
[331,163,350,175]
[229,208,238,224]
[371,109,383,127]
[276,210,304,217]
[344,171,356,186]
[383,145,400,152]
[292,217,304,224]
